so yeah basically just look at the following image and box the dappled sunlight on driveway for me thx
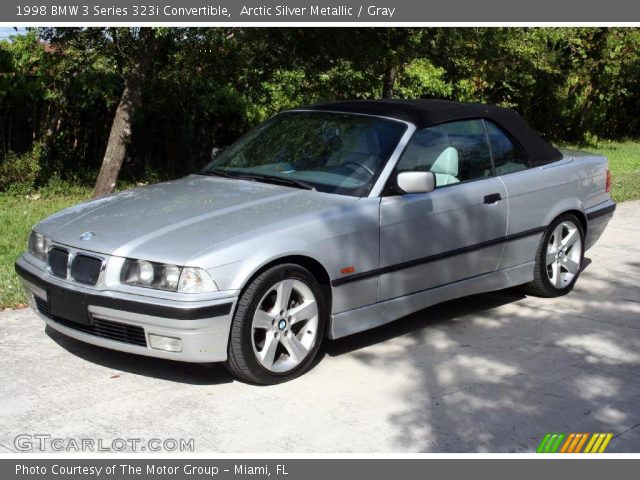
[557,334,640,365]
[436,355,520,386]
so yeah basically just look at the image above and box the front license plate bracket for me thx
[47,286,91,325]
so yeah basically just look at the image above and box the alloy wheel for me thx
[545,220,582,289]
[251,279,319,373]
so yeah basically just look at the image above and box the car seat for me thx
[430,146,460,185]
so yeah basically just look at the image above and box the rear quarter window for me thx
[485,121,529,175]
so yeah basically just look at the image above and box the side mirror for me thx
[396,171,436,194]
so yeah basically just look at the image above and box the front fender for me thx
[196,198,382,314]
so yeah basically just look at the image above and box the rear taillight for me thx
[606,169,611,193]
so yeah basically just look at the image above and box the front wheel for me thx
[226,264,327,384]
[525,214,585,297]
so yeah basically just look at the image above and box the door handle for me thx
[483,193,502,204]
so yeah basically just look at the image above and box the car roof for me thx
[292,99,562,165]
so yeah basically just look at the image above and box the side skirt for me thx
[328,261,534,339]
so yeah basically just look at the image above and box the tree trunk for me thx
[382,63,398,99]
[93,29,156,198]
[6,114,12,152]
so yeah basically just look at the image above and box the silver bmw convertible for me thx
[15,100,616,384]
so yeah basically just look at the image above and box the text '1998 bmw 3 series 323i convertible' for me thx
[15,100,616,384]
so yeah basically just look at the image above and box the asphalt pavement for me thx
[1,201,638,453]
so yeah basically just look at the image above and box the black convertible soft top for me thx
[295,99,563,166]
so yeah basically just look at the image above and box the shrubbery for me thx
[0,143,43,194]
[0,28,638,192]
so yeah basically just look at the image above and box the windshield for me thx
[202,111,407,196]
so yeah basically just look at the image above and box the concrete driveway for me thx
[1,201,638,453]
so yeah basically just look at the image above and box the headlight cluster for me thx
[28,231,50,261]
[121,259,218,293]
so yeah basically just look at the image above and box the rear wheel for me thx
[226,264,326,384]
[525,214,585,297]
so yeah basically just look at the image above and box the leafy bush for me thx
[395,59,452,99]
[1,28,639,190]
[37,174,93,197]
[0,143,44,194]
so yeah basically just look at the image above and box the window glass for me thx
[396,119,493,187]
[204,111,407,197]
[485,121,529,175]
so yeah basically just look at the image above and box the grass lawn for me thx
[1,141,639,310]
[567,140,640,203]
[0,191,90,309]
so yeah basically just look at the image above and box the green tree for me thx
[1,27,638,193]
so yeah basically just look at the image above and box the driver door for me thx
[378,119,508,302]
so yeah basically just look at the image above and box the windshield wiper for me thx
[199,169,315,191]
[198,168,237,178]
[239,173,316,191]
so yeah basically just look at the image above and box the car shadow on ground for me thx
[324,256,640,452]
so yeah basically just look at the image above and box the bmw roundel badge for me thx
[79,231,95,241]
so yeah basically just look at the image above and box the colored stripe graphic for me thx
[584,433,614,453]
[559,433,576,453]
[563,432,589,453]
[597,433,613,453]
[575,433,590,452]
[537,433,565,453]
[538,432,613,453]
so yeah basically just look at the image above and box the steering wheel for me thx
[341,160,375,178]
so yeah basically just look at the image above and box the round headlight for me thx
[164,265,181,290]
[28,231,50,262]
[138,261,155,284]
[121,259,184,291]
[121,259,216,293]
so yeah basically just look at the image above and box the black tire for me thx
[525,213,585,298]
[226,263,327,385]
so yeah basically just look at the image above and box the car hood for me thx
[36,175,357,265]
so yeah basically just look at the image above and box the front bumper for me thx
[15,256,237,363]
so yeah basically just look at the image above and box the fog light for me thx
[148,334,182,353]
